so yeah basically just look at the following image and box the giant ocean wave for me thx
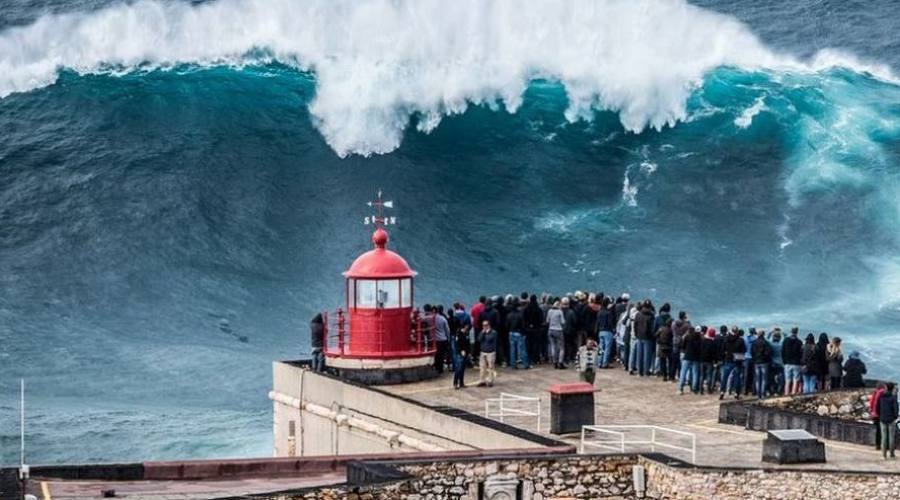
[0,0,896,156]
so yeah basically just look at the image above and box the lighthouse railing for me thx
[322,308,436,357]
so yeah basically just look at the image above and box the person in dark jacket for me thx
[670,312,691,381]
[452,316,471,389]
[495,296,510,366]
[506,299,528,369]
[656,318,674,381]
[452,303,472,371]
[782,327,804,395]
[633,303,655,377]
[582,295,599,343]
[801,333,818,394]
[310,313,326,372]
[562,298,578,366]
[569,293,586,362]
[679,326,702,394]
[595,298,616,368]
[826,337,844,390]
[719,327,747,400]
[842,351,867,388]
[477,320,498,387]
[751,334,772,398]
[700,328,719,394]
[653,303,672,375]
[878,383,899,459]
[523,294,544,366]
[814,332,829,390]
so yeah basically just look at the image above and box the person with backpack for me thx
[801,334,818,394]
[633,301,655,377]
[670,311,690,381]
[719,327,747,400]
[656,317,674,381]
[751,332,773,398]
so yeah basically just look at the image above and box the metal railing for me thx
[322,308,436,356]
[580,425,697,464]
[484,393,542,432]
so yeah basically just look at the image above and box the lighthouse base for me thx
[325,354,439,385]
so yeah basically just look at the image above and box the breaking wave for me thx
[0,0,896,157]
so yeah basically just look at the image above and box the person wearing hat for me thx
[842,351,867,388]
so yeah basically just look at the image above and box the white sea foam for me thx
[0,0,895,156]
[734,96,767,129]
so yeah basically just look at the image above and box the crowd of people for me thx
[421,291,871,398]
[309,289,898,457]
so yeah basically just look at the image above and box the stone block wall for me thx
[255,454,900,500]
[642,459,900,500]
[394,456,636,499]
[266,455,639,499]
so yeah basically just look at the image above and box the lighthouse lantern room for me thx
[323,191,438,384]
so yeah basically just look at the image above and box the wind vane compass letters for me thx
[364,190,396,227]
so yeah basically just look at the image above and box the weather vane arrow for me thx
[364,189,396,227]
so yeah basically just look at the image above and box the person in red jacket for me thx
[870,382,887,451]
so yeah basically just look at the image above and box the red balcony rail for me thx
[322,308,437,357]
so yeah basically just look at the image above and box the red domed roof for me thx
[343,228,417,278]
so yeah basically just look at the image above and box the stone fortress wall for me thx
[246,453,900,500]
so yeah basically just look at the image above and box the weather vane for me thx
[364,189,396,227]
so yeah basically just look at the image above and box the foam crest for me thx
[0,0,894,156]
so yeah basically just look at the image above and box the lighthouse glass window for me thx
[353,279,405,309]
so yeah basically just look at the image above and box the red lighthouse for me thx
[323,191,438,384]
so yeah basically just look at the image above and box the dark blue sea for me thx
[1,0,899,464]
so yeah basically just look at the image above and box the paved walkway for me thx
[383,363,900,473]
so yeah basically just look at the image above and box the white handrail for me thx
[484,393,541,432]
[580,425,697,464]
